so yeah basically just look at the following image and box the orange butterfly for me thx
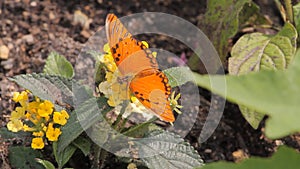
[105,13,175,122]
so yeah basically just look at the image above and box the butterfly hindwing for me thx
[129,69,174,122]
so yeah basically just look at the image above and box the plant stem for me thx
[91,144,101,169]
[112,100,129,130]
[284,0,294,24]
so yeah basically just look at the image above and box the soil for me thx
[1,0,300,169]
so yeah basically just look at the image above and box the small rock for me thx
[232,149,249,162]
[0,45,9,60]
[1,58,14,69]
[73,10,91,29]
[22,34,34,44]
[30,1,37,7]
[80,30,91,39]
[49,12,56,20]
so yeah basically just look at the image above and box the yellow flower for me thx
[33,131,44,137]
[37,100,54,119]
[53,110,69,125]
[27,100,40,114]
[23,124,35,132]
[169,91,183,114]
[7,119,23,132]
[12,91,28,103]
[46,123,61,141]
[31,137,45,149]
[10,107,25,120]
[12,91,29,107]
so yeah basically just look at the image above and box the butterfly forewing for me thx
[105,14,158,75]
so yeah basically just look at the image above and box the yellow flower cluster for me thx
[7,91,69,149]
[98,42,182,120]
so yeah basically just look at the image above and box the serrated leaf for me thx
[123,123,162,138]
[228,23,297,129]
[163,67,194,87]
[116,130,203,169]
[194,49,300,138]
[139,131,203,169]
[53,142,76,169]
[57,96,112,151]
[197,146,300,169]
[8,146,43,169]
[201,0,251,62]
[36,159,56,169]
[72,136,91,156]
[43,52,74,79]
[9,74,74,107]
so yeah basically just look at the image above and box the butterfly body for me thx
[105,13,175,122]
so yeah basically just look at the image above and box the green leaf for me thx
[196,146,300,169]
[228,22,297,129]
[43,52,74,79]
[239,2,272,27]
[72,136,91,156]
[140,131,203,169]
[36,159,56,169]
[164,67,194,87]
[194,49,300,138]
[0,127,29,139]
[8,146,43,169]
[9,74,74,107]
[229,23,296,74]
[57,96,112,151]
[201,0,251,62]
[122,123,162,138]
[53,142,76,169]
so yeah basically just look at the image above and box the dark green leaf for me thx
[201,0,251,62]
[197,146,300,169]
[239,2,272,27]
[8,146,43,169]
[53,142,76,169]
[57,96,112,151]
[0,127,29,139]
[72,136,91,156]
[43,52,74,79]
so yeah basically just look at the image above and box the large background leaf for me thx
[194,50,300,138]
[228,23,297,129]
[196,146,300,169]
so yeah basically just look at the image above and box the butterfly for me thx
[105,13,175,122]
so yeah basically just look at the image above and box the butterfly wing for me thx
[105,14,158,75]
[129,69,175,122]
